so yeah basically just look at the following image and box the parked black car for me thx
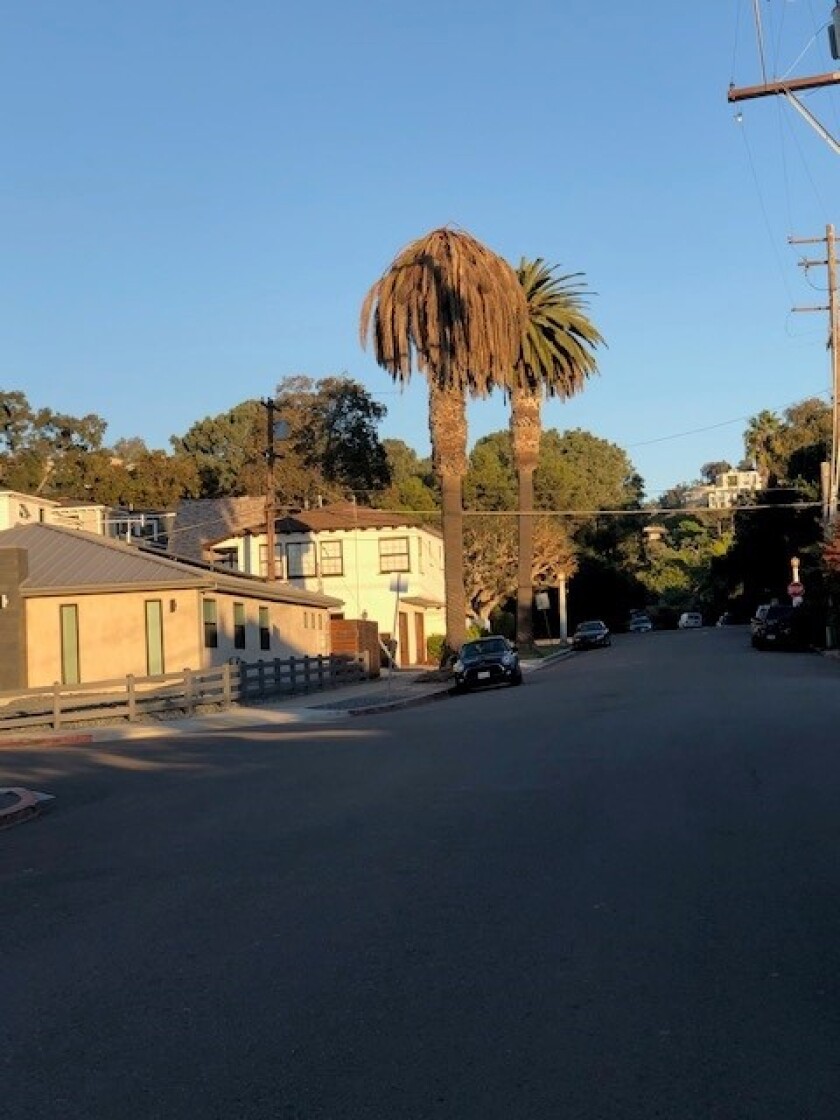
[453,636,522,691]
[751,604,808,650]
[571,620,612,649]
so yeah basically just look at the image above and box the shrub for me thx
[426,634,447,665]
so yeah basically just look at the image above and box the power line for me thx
[625,388,829,448]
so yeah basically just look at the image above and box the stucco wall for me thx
[217,526,445,664]
[24,589,330,687]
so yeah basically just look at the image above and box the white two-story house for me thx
[190,500,446,666]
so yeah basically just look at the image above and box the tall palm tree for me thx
[360,227,527,651]
[509,259,604,646]
[745,409,783,485]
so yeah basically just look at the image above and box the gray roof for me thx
[168,497,267,560]
[0,524,342,608]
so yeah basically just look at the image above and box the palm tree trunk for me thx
[429,381,468,651]
[511,386,541,647]
[516,466,535,645]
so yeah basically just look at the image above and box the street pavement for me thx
[3,628,840,1118]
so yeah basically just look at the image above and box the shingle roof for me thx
[169,497,267,560]
[274,501,441,536]
[0,523,342,608]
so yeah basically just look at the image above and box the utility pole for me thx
[727,3,840,154]
[789,225,840,524]
[262,397,278,581]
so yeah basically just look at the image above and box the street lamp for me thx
[261,398,289,581]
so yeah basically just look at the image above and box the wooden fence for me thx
[0,653,370,734]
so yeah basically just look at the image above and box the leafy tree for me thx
[275,375,390,498]
[507,259,603,645]
[464,515,576,626]
[700,461,732,484]
[171,400,264,498]
[464,429,641,515]
[361,227,528,649]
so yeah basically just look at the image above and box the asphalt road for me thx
[3,628,840,1118]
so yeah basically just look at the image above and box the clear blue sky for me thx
[5,0,840,499]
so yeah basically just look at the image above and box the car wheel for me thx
[510,670,523,686]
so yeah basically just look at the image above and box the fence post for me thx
[223,662,232,707]
[127,674,136,722]
[303,656,311,691]
[289,656,297,693]
[273,658,282,697]
[52,682,62,730]
[184,668,194,714]
[258,659,266,697]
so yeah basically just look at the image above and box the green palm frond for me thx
[513,257,604,399]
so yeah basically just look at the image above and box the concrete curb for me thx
[0,787,55,830]
[530,648,575,670]
[346,687,455,717]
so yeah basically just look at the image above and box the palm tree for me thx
[745,409,783,485]
[360,227,527,651]
[509,259,604,646]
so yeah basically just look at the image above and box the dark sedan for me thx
[572,620,612,649]
[453,636,523,691]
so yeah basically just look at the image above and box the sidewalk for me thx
[0,647,574,750]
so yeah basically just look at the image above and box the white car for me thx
[678,612,703,629]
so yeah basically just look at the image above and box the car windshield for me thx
[461,638,507,658]
[766,606,794,621]
[577,622,605,632]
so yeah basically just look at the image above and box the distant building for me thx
[705,468,762,509]
[683,469,763,510]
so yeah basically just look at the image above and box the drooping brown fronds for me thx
[360,228,528,397]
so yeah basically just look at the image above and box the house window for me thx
[60,604,80,685]
[320,540,343,576]
[213,547,239,570]
[234,602,246,649]
[203,599,218,648]
[379,536,410,573]
[259,606,270,651]
[418,538,425,574]
[285,541,316,578]
[145,600,165,676]
[258,543,283,578]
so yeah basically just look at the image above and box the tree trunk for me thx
[441,473,466,649]
[429,381,468,651]
[516,466,535,646]
[511,387,542,647]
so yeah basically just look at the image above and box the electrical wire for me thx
[737,115,798,304]
[753,0,770,84]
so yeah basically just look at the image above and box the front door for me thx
[414,612,426,664]
[398,611,410,668]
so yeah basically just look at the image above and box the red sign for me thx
[788,581,804,597]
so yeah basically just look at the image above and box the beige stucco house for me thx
[0,523,342,689]
[172,500,447,667]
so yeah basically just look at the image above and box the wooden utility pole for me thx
[789,226,840,524]
[262,397,278,581]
